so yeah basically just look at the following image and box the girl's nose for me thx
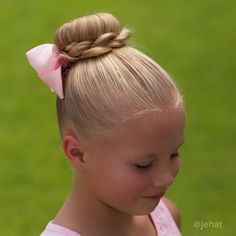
[152,168,174,189]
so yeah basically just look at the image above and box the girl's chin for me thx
[132,199,161,215]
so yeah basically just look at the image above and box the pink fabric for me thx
[40,199,181,236]
[150,199,181,235]
[25,44,68,99]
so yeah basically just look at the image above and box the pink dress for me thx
[40,198,181,236]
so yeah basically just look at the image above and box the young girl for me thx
[26,12,185,236]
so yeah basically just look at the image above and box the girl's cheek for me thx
[113,166,149,193]
[125,172,149,194]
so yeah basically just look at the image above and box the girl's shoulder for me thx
[150,197,181,236]
[40,220,81,236]
[161,197,181,230]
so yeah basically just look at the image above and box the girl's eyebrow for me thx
[136,139,185,159]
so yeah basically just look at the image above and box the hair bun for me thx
[54,13,132,62]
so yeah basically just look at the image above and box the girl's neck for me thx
[52,176,152,236]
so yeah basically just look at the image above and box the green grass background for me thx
[0,0,235,235]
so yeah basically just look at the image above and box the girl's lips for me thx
[143,192,165,199]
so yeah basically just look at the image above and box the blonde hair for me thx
[53,12,183,144]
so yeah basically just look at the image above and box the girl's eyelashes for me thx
[135,163,152,170]
[134,153,180,170]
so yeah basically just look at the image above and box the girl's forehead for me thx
[120,108,184,131]
[103,108,185,147]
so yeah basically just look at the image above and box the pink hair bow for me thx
[26,44,68,99]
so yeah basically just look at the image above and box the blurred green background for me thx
[0,0,235,235]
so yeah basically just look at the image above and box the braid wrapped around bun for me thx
[54,13,132,62]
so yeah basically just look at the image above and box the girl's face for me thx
[83,107,185,215]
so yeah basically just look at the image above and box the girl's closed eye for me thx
[135,153,180,170]
[135,162,152,170]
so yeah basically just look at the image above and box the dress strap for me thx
[150,199,181,236]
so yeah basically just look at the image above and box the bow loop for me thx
[26,43,67,99]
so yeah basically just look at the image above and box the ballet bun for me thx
[53,12,132,62]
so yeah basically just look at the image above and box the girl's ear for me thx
[63,134,85,167]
